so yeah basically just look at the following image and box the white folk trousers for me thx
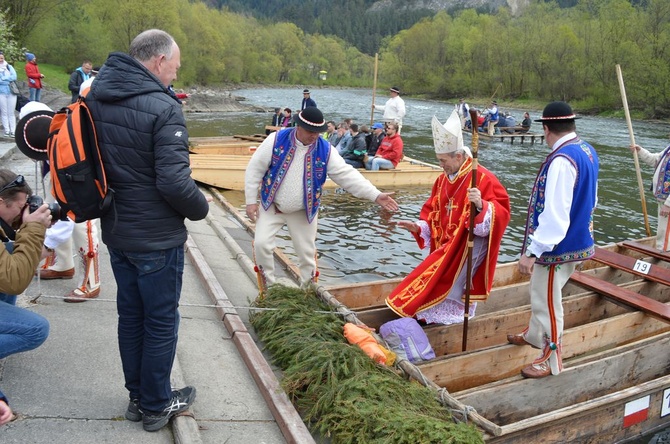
[253,204,319,286]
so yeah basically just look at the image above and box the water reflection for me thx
[186,88,670,284]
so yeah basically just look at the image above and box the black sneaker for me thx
[125,398,142,422]
[142,386,196,432]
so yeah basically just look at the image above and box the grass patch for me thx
[250,285,484,444]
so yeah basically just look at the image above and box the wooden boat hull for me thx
[320,238,670,442]
[189,153,444,191]
[463,130,545,145]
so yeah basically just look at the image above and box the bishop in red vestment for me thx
[386,112,510,324]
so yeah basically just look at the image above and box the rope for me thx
[438,387,477,424]
[25,291,349,314]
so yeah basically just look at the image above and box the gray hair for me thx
[129,29,175,62]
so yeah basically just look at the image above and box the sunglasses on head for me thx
[0,175,25,195]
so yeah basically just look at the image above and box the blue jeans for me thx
[366,157,395,171]
[109,245,184,414]
[0,293,50,359]
[28,87,41,102]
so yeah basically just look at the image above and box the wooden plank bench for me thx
[570,271,670,323]
[621,240,670,263]
[591,246,670,286]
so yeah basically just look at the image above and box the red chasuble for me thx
[386,158,510,317]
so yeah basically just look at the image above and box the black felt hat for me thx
[390,86,400,94]
[15,102,54,161]
[535,101,580,122]
[295,107,328,133]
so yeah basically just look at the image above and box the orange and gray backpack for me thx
[46,87,113,223]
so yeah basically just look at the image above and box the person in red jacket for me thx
[365,121,403,170]
[24,53,44,102]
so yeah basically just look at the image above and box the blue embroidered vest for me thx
[524,138,599,264]
[260,128,330,223]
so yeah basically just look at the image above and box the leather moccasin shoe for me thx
[64,287,100,303]
[507,333,531,346]
[521,361,551,379]
[40,268,75,280]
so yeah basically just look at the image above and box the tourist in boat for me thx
[281,108,293,127]
[324,120,337,144]
[265,107,283,135]
[341,123,367,168]
[509,101,599,379]
[334,122,352,155]
[514,111,532,133]
[386,110,510,325]
[366,122,385,157]
[365,122,403,171]
[502,113,516,133]
[629,142,670,251]
[244,106,399,290]
[372,86,406,133]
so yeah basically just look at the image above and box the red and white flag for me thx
[623,396,650,428]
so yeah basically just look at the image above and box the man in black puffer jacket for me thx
[86,29,209,432]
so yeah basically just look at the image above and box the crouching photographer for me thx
[0,169,53,425]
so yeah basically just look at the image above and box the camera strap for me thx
[0,218,15,242]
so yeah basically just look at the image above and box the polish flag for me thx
[623,396,650,428]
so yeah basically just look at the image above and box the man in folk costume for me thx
[386,110,510,325]
[245,107,399,290]
[630,142,670,251]
[508,101,599,379]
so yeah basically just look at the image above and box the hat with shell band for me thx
[534,101,580,122]
[15,102,54,161]
[295,107,328,133]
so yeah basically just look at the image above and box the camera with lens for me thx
[27,195,68,221]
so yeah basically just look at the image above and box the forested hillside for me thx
[1,0,669,117]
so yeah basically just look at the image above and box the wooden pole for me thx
[370,53,378,125]
[489,82,502,103]
[616,64,652,237]
[462,108,480,352]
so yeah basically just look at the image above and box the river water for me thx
[186,87,670,285]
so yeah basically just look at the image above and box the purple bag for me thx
[379,318,435,363]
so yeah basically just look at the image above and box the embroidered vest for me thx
[524,139,599,264]
[653,145,670,201]
[260,128,330,223]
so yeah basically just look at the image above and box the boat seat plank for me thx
[570,271,670,323]
[592,246,670,285]
[621,240,670,262]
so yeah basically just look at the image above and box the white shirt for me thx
[637,146,670,206]
[375,95,406,123]
[245,130,382,214]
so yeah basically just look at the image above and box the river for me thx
[185,87,670,285]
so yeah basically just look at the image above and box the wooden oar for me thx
[463,108,480,352]
[370,53,378,125]
[616,64,652,236]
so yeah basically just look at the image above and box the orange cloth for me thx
[343,323,395,365]
[386,158,510,317]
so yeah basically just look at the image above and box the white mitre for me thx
[432,110,472,157]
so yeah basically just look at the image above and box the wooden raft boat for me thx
[317,238,670,443]
[463,129,545,145]
[189,137,444,191]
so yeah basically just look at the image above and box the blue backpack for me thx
[379,318,435,363]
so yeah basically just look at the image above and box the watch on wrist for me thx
[44,246,54,253]
[524,249,537,259]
